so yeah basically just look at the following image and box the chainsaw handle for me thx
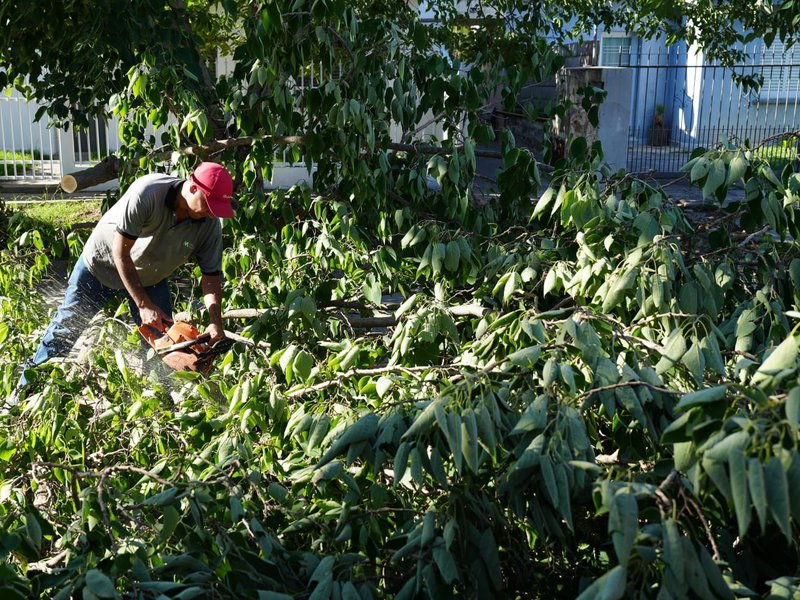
[155,332,212,355]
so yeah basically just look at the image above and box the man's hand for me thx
[138,302,172,333]
[205,322,225,343]
[113,233,172,331]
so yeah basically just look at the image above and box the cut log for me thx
[59,155,121,193]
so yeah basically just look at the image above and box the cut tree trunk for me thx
[59,156,121,193]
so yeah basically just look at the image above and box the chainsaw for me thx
[138,320,234,373]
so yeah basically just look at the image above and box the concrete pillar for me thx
[597,68,633,171]
[554,66,632,172]
[57,126,76,180]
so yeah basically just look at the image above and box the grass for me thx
[12,199,102,229]
[1,150,48,161]
[754,142,797,172]
[1,150,55,176]
[1,150,46,176]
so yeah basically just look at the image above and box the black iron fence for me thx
[625,43,800,174]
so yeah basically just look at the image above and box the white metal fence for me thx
[0,88,123,189]
[2,57,446,189]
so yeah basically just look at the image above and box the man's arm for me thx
[201,273,225,341]
[112,233,171,329]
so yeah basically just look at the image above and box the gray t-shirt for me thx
[82,173,223,289]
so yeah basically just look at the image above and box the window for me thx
[601,36,632,67]
[760,40,800,101]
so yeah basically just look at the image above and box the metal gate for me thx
[627,43,800,174]
[0,88,123,187]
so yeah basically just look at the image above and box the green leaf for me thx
[85,570,119,599]
[401,226,426,249]
[752,335,799,388]
[748,458,768,534]
[431,242,446,274]
[690,157,710,182]
[420,510,435,548]
[292,350,315,383]
[787,386,800,429]
[702,456,732,501]
[610,492,638,567]
[363,274,382,304]
[464,138,476,170]
[142,488,180,507]
[674,386,728,412]
[533,187,555,218]
[511,394,548,434]
[376,376,393,399]
[394,442,411,482]
[318,413,379,465]
[656,329,687,375]
[602,268,637,312]
[502,271,518,304]
[310,556,335,583]
[395,293,418,318]
[540,456,559,507]
[765,456,792,540]
[312,461,343,484]
[729,446,751,538]
[577,565,628,600]
[307,571,333,600]
[681,537,712,599]
[433,544,459,584]
[702,158,726,197]
[700,335,726,375]
[159,505,181,543]
[662,519,685,588]
[461,412,479,473]
[0,440,17,462]
[479,529,502,590]
[444,240,461,272]
[508,345,540,367]
[555,464,573,530]
[726,151,748,185]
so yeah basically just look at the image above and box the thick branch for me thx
[60,155,122,193]
[219,302,488,327]
[59,133,540,192]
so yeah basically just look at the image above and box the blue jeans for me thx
[21,255,172,386]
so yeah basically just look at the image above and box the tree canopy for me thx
[2,1,800,599]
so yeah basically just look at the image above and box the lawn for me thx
[11,198,101,229]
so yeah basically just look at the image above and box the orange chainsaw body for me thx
[139,321,221,373]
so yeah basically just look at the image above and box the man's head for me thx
[186,162,236,218]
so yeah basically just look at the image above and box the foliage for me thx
[3,1,800,599]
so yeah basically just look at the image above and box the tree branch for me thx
[59,132,549,192]
[286,365,440,399]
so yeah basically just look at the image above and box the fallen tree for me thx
[59,137,512,193]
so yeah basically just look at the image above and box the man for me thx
[14,161,236,398]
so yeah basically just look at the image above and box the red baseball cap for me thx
[189,162,235,218]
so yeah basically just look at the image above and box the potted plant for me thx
[649,103,669,146]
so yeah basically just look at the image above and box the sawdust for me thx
[33,259,176,388]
